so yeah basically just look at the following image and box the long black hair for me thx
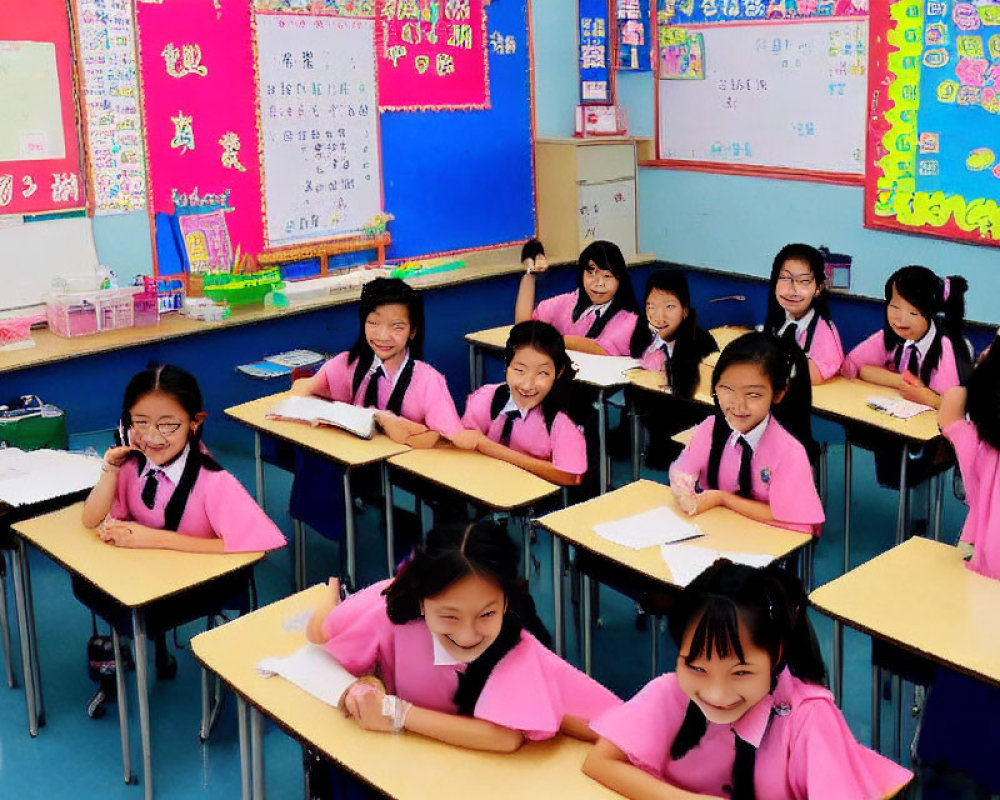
[347,277,424,409]
[629,269,718,398]
[570,240,640,338]
[706,333,818,490]
[965,337,1000,450]
[492,320,578,431]
[667,560,827,800]
[119,364,222,531]
[382,521,550,716]
[763,244,832,352]
[882,266,970,384]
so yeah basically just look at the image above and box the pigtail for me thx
[671,325,717,400]
[629,320,654,359]
[161,425,222,532]
[669,702,708,760]
[453,613,523,715]
[704,409,730,491]
[758,564,827,686]
[966,339,1000,450]
[942,275,972,381]
[731,737,758,800]
[771,337,819,463]
[540,357,579,430]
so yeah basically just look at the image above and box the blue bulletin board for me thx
[379,0,535,257]
[579,0,613,102]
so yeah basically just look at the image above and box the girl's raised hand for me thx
[524,253,548,274]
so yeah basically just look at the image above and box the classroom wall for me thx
[538,40,1000,326]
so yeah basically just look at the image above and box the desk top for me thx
[225,392,410,467]
[537,480,810,587]
[811,377,940,442]
[703,326,751,366]
[810,538,1000,686]
[388,445,560,511]
[464,324,513,351]
[12,503,264,607]
[191,585,621,800]
[626,363,714,406]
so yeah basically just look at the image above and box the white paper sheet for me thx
[0,448,102,506]
[866,395,933,420]
[569,352,641,387]
[593,505,703,550]
[660,544,775,587]
[257,643,358,709]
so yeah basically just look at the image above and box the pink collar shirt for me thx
[842,327,960,394]
[533,289,638,356]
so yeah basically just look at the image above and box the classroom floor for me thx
[0,428,988,800]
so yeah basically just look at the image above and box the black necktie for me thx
[781,324,798,344]
[593,308,602,321]
[736,436,753,499]
[662,343,674,388]
[141,469,159,509]
[499,409,520,446]
[363,365,384,408]
[904,344,920,376]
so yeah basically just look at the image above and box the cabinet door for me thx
[575,143,636,183]
[578,179,637,259]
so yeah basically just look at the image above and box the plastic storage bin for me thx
[46,287,140,337]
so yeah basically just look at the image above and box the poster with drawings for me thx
[74,0,147,214]
[255,14,383,248]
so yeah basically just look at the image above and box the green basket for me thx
[201,270,284,307]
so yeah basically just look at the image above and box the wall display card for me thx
[579,0,612,102]
[74,0,147,214]
[256,14,384,248]
[616,0,652,71]
[866,0,1000,245]
[375,0,489,110]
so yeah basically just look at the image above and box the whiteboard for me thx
[657,20,867,175]
[255,14,383,249]
[0,41,66,161]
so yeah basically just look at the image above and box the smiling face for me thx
[774,258,821,321]
[645,288,688,342]
[365,302,414,370]
[676,614,774,726]
[421,572,506,664]
[714,362,780,434]
[581,261,620,306]
[886,285,930,342]
[128,391,201,466]
[506,345,559,411]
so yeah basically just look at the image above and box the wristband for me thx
[381,694,412,733]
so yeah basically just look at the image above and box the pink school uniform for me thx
[110,455,285,553]
[533,290,638,357]
[942,418,1000,579]
[841,330,960,394]
[639,339,671,373]
[782,315,844,381]
[462,383,587,476]
[322,580,621,739]
[313,350,463,437]
[669,415,824,535]
[590,669,912,800]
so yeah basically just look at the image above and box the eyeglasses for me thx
[776,275,816,288]
[130,420,184,437]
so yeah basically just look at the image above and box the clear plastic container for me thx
[46,287,140,337]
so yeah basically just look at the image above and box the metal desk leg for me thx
[597,389,609,495]
[22,543,44,726]
[649,618,659,679]
[630,400,642,482]
[343,468,356,591]
[383,463,396,578]
[895,445,910,546]
[251,705,267,800]
[932,472,945,541]
[292,520,305,592]
[468,343,482,391]
[254,433,266,513]
[872,663,882,750]
[833,436,852,708]
[237,698,252,800]
[0,552,15,688]
[552,535,564,657]
[521,513,532,580]
[131,609,154,800]
[112,628,134,785]
[582,574,593,676]
[892,673,903,763]
[11,540,37,736]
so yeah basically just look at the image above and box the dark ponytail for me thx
[383,520,550,715]
[966,337,1000,450]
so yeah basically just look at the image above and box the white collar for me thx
[370,350,411,386]
[431,632,464,666]
[727,414,770,452]
[584,299,613,318]
[140,444,189,486]
[500,394,530,420]
[903,320,937,360]
[779,307,814,336]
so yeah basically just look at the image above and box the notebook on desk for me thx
[0,448,102,507]
[569,352,641,387]
[866,395,934,420]
[267,396,378,439]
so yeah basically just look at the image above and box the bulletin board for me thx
[653,2,869,181]
[0,0,85,215]
[865,0,1000,245]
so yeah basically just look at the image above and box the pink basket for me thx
[46,288,139,338]
[0,316,33,346]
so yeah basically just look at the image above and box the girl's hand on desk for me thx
[375,412,426,443]
[899,374,939,408]
[688,490,724,515]
[348,685,396,733]
[448,429,481,450]
[98,519,158,548]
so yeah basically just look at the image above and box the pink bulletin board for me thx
[0,0,86,215]
[135,0,264,270]
[376,0,489,111]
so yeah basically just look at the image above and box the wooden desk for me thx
[702,325,751,366]
[536,480,810,671]
[191,585,621,800]
[387,445,561,577]
[464,324,513,388]
[225,392,410,589]
[810,537,1000,753]
[10,503,265,800]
